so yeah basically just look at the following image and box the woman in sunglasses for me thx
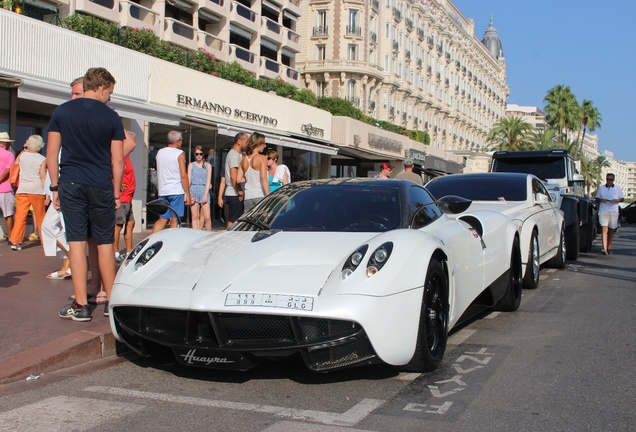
[188,145,212,230]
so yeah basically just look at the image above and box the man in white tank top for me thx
[152,131,191,232]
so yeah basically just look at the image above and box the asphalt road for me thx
[1,226,634,432]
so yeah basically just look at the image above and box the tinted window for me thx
[426,176,527,201]
[493,157,565,180]
[409,185,441,229]
[238,184,402,232]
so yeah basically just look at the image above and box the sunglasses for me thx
[606,178,614,181]
[194,152,204,156]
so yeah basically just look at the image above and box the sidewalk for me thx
[0,231,153,385]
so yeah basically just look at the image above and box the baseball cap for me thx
[403,158,414,166]
[382,162,394,170]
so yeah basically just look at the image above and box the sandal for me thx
[88,292,108,305]
[47,269,72,280]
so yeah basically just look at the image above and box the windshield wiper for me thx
[237,216,271,231]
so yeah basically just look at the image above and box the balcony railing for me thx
[164,17,197,50]
[313,25,328,37]
[370,0,379,10]
[405,50,411,60]
[389,107,395,116]
[417,28,424,40]
[427,36,434,48]
[405,18,413,31]
[197,30,227,61]
[119,0,160,33]
[392,7,402,21]
[345,96,360,107]
[259,57,280,79]
[426,65,432,75]
[229,44,257,74]
[417,58,422,68]
[392,40,398,51]
[369,31,377,44]
[345,25,361,37]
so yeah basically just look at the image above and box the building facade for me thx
[297,0,509,159]
[8,0,303,86]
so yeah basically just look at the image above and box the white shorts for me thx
[0,192,14,218]
[599,210,619,230]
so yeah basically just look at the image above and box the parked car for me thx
[426,172,566,290]
[109,178,522,373]
[619,202,636,224]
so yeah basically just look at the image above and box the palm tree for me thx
[575,99,602,160]
[580,155,611,195]
[486,116,534,151]
[543,85,580,146]
[531,128,558,150]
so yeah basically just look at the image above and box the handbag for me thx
[8,162,19,188]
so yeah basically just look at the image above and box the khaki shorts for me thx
[599,210,619,230]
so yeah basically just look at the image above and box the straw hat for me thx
[0,132,14,143]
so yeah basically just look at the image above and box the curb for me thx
[0,323,116,386]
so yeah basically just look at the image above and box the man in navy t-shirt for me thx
[47,67,125,322]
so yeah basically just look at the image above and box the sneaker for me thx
[28,233,39,241]
[103,301,110,317]
[59,301,92,322]
[10,243,21,251]
[601,249,607,255]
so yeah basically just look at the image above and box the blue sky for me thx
[452,0,636,162]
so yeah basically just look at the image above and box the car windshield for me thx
[233,183,402,232]
[493,157,565,180]
[427,176,527,201]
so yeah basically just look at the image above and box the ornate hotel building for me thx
[297,0,510,157]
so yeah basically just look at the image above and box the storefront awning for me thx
[18,78,182,126]
[229,25,252,40]
[217,123,338,156]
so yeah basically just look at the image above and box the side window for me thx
[532,178,549,201]
[409,186,441,229]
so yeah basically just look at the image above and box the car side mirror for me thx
[535,193,549,204]
[437,195,472,214]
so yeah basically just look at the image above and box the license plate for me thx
[225,293,314,311]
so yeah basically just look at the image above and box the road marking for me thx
[485,311,500,319]
[0,396,143,432]
[545,269,557,273]
[448,328,476,345]
[84,386,384,427]
[396,372,421,381]
[539,275,548,280]
[263,421,374,432]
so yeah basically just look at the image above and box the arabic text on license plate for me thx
[225,294,314,311]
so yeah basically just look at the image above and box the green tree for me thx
[486,116,534,150]
[531,128,558,150]
[543,85,580,145]
[574,99,602,160]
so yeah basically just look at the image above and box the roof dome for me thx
[481,16,503,60]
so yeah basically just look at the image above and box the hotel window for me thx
[316,44,326,61]
[348,9,359,33]
[348,44,357,61]
[317,10,327,29]
[316,81,326,97]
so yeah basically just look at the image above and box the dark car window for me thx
[426,176,527,201]
[409,185,442,229]
[532,178,550,201]
[493,157,565,180]
[240,184,402,232]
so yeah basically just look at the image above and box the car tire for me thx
[496,237,523,312]
[405,260,449,373]
[546,225,566,269]
[522,231,540,289]
[565,217,580,261]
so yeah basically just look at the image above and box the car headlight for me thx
[124,238,149,267]
[366,242,393,277]
[341,245,369,280]
[134,241,163,271]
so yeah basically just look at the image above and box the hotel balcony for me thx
[303,60,383,81]
[119,1,160,34]
[163,17,198,51]
[228,44,258,75]
[197,30,228,62]
[75,0,119,23]
[230,1,259,33]
[312,25,328,38]
[284,0,300,16]
[198,0,225,18]
[258,57,280,80]
[261,17,284,45]
[284,28,300,52]
[282,65,300,86]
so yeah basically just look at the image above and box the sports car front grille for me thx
[113,306,378,371]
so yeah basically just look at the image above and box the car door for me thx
[532,178,560,256]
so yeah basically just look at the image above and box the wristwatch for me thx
[49,185,58,192]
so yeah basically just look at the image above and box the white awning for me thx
[217,124,337,155]
[260,38,278,51]
[198,8,222,23]
[229,25,252,40]
[283,10,298,21]
[262,0,281,14]
[18,78,182,126]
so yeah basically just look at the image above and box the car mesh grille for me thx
[114,306,361,349]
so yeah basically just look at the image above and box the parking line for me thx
[263,420,374,431]
[84,386,385,427]
[448,328,477,345]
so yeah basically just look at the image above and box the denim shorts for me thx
[59,183,115,244]
[158,194,184,219]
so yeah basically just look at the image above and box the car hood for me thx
[124,230,377,297]
[465,201,530,218]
